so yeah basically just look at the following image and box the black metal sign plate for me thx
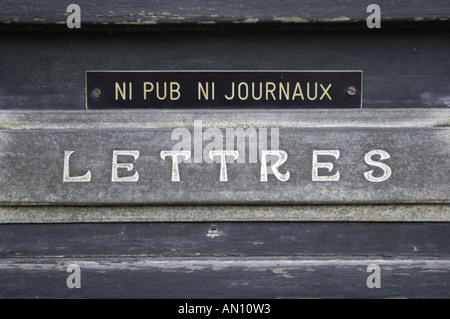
[86,71,362,109]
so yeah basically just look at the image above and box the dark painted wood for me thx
[0,257,449,299]
[0,29,449,110]
[1,0,449,25]
[0,0,448,300]
[1,223,449,258]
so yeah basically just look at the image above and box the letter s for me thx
[364,150,391,182]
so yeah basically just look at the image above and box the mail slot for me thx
[0,0,449,300]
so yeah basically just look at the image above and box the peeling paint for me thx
[0,258,449,272]
[316,16,352,23]
[273,16,309,23]
[114,20,158,25]
[242,18,259,24]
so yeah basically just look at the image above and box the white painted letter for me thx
[160,151,191,181]
[63,151,91,182]
[260,150,290,182]
[312,150,340,181]
[209,150,239,181]
[112,150,139,182]
[364,150,391,182]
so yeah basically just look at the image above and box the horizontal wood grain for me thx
[1,29,449,110]
[1,0,449,25]
[0,256,449,298]
[1,222,449,258]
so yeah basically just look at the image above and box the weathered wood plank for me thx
[0,110,447,205]
[1,222,449,258]
[0,1,448,301]
[1,30,449,110]
[0,257,449,298]
[1,0,449,25]
[1,109,447,130]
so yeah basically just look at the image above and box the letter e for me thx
[312,150,340,181]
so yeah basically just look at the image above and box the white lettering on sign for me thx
[209,150,239,181]
[364,149,392,182]
[111,150,139,182]
[312,150,340,182]
[63,151,91,182]
[62,149,392,183]
[61,125,392,185]
[260,150,290,182]
[160,151,191,181]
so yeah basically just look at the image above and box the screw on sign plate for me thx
[347,86,357,96]
[91,88,102,99]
